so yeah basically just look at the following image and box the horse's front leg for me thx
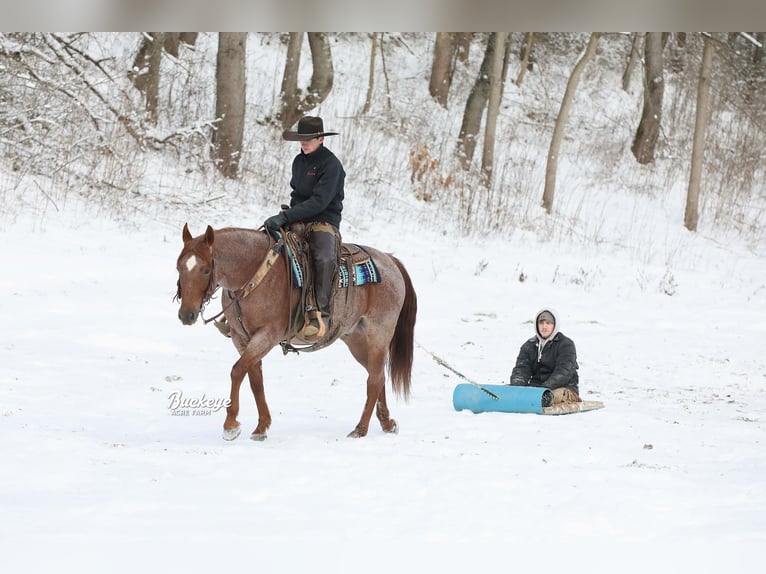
[222,356,249,441]
[248,360,271,441]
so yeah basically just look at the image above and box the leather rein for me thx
[202,234,284,325]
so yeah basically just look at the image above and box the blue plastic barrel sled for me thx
[452,384,552,414]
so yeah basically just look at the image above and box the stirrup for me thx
[302,310,327,340]
[214,317,231,338]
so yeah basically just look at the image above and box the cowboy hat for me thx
[282,116,339,141]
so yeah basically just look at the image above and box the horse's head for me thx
[175,223,216,325]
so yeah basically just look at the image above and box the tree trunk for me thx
[685,34,715,232]
[542,33,601,214]
[516,32,535,86]
[631,32,665,164]
[162,32,198,57]
[129,32,197,123]
[482,33,509,186]
[622,32,643,92]
[379,33,393,115]
[457,33,496,170]
[129,32,163,123]
[278,32,302,126]
[144,32,163,124]
[129,32,154,93]
[429,32,453,107]
[303,33,334,108]
[212,33,247,179]
[454,33,472,63]
[278,33,334,129]
[754,32,765,63]
[361,32,377,115]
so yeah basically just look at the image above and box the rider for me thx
[264,116,345,341]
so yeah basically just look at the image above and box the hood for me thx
[534,307,560,339]
[534,307,560,360]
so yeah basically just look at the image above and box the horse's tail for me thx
[388,255,417,400]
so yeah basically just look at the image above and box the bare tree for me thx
[516,32,535,86]
[279,33,302,125]
[622,32,643,92]
[360,32,378,115]
[454,33,472,63]
[129,33,163,123]
[429,33,455,107]
[456,33,497,170]
[144,32,163,124]
[379,33,393,115]
[212,33,247,179]
[162,32,198,57]
[129,32,198,124]
[482,33,509,185]
[685,34,715,232]
[542,33,601,214]
[631,32,665,164]
[754,32,765,63]
[278,32,334,129]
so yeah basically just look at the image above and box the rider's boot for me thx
[302,258,334,340]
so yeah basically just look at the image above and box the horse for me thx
[174,223,417,441]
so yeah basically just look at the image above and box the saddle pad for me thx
[338,258,381,288]
[288,251,381,288]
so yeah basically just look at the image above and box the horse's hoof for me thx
[384,420,399,434]
[347,428,366,438]
[222,426,241,441]
[250,432,268,442]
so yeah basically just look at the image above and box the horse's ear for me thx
[182,223,192,242]
[204,225,215,246]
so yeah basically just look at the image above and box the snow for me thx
[1,33,765,573]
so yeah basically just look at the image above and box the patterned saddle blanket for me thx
[288,243,381,288]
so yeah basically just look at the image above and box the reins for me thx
[202,234,284,325]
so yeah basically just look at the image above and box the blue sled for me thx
[452,384,552,414]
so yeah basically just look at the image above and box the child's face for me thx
[300,136,324,155]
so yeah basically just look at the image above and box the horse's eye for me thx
[203,268,210,275]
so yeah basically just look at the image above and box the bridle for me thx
[174,255,219,314]
[199,257,219,319]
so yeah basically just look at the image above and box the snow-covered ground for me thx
[1,32,764,573]
[1,196,764,572]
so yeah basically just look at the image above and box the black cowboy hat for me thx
[282,116,339,141]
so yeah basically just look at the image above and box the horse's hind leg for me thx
[248,360,271,441]
[344,333,389,438]
[375,385,398,434]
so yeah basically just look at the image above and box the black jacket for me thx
[284,144,345,229]
[510,331,579,394]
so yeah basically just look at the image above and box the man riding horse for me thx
[264,116,344,341]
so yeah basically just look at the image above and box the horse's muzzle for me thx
[178,307,200,325]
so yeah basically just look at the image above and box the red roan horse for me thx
[175,224,417,440]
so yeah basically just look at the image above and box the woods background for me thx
[0,32,763,247]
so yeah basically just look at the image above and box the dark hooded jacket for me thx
[283,144,345,229]
[510,308,579,394]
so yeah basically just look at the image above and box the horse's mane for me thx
[216,226,265,239]
[208,227,271,264]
